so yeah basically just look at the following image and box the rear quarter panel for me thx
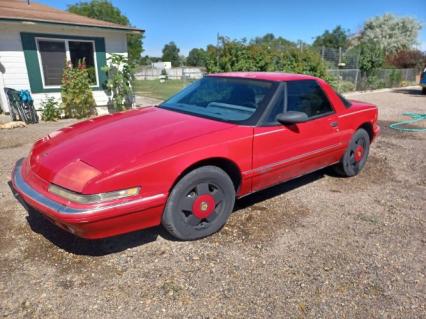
[319,80,379,148]
[337,102,379,148]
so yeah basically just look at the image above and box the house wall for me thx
[0,22,128,113]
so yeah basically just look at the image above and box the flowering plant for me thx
[61,60,96,118]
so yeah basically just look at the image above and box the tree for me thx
[162,42,181,67]
[386,50,426,70]
[358,41,384,75]
[68,0,143,63]
[187,48,207,67]
[102,54,134,111]
[359,14,421,55]
[251,33,295,49]
[313,26,349,49]
[204,36,331,82]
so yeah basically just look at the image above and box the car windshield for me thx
[159,76,276,123]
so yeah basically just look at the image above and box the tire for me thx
[422,87,426,95]
[162,166,236,240]
[333,128,370,177]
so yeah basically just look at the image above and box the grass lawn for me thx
[133,79,191,100]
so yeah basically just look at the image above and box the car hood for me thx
[29,107,234,190]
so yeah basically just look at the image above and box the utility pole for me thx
[216,33,220,69]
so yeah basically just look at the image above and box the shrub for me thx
[366,75,386,90]
[386,50,426,71]
[205,36,333,82]
[335,80,356,93]
[102,54,134,111]
[389,69,402,87]
[161,68,168,80]
[40,96,61,121]
[61,60,96,118]
[359,42,384,76]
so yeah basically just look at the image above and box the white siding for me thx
[0,22,128,112]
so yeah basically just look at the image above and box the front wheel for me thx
[162,166,236,240]
[333,128,370,177]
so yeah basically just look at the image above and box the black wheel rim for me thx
[178,182,225,230]
[349,136,367,171]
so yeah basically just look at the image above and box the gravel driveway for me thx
[0,88,425,318]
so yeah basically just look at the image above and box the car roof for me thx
[209,72,318,82]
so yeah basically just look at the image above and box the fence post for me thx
[354,69,359,91]
[321,46,325,60]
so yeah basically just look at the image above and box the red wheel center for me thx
[354,145,364,162]
[192,194,215,219]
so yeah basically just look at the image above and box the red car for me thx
[12,72,380,240]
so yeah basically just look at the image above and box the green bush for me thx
[40,96,61,121]
[161,68,168,80]
[366,75,386,90]
[358,42,384,76]
[61,61,96,118]
[389,69,402,87]
[335,80,356,93]
[102,54,134,111]
[205,36,333,82]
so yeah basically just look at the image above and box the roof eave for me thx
[0,17,144,33]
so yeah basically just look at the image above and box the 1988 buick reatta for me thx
[12,72,380,240]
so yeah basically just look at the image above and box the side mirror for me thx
[276,111,308,125]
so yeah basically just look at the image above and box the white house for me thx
[0,0,143,114]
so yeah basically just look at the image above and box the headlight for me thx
[48,184,140,204]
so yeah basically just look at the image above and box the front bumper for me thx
[12,158,166,239]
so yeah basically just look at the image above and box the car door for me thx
[251,80,343,192]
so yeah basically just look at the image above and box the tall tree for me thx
[204,36,330,82]
[68,0,144,63]
[162,42,181,67]
[251,33,295,49]
[359,14,421,55]
[313,26,349,49]
[358,41,384,75]
[386,50,426,70]
[186,48,207,67]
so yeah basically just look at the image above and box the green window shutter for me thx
[20,32,107,93]
[94,37,107,89]
[21,33,44,93]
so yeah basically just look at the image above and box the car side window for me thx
[286,80,333,118]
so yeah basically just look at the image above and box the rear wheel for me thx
[162,166,235,240]
[333,128,370,177]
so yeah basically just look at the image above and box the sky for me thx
[37,0,426,57]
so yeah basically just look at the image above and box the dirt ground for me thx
[0,88,425,318]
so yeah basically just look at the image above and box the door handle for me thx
[329,121,338,127]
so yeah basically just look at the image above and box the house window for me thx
[38,40,66,86]
[36,38,98,88]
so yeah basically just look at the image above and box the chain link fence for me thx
[318,47,360,69]
[329,68,417,92]
[317,46,418,92]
